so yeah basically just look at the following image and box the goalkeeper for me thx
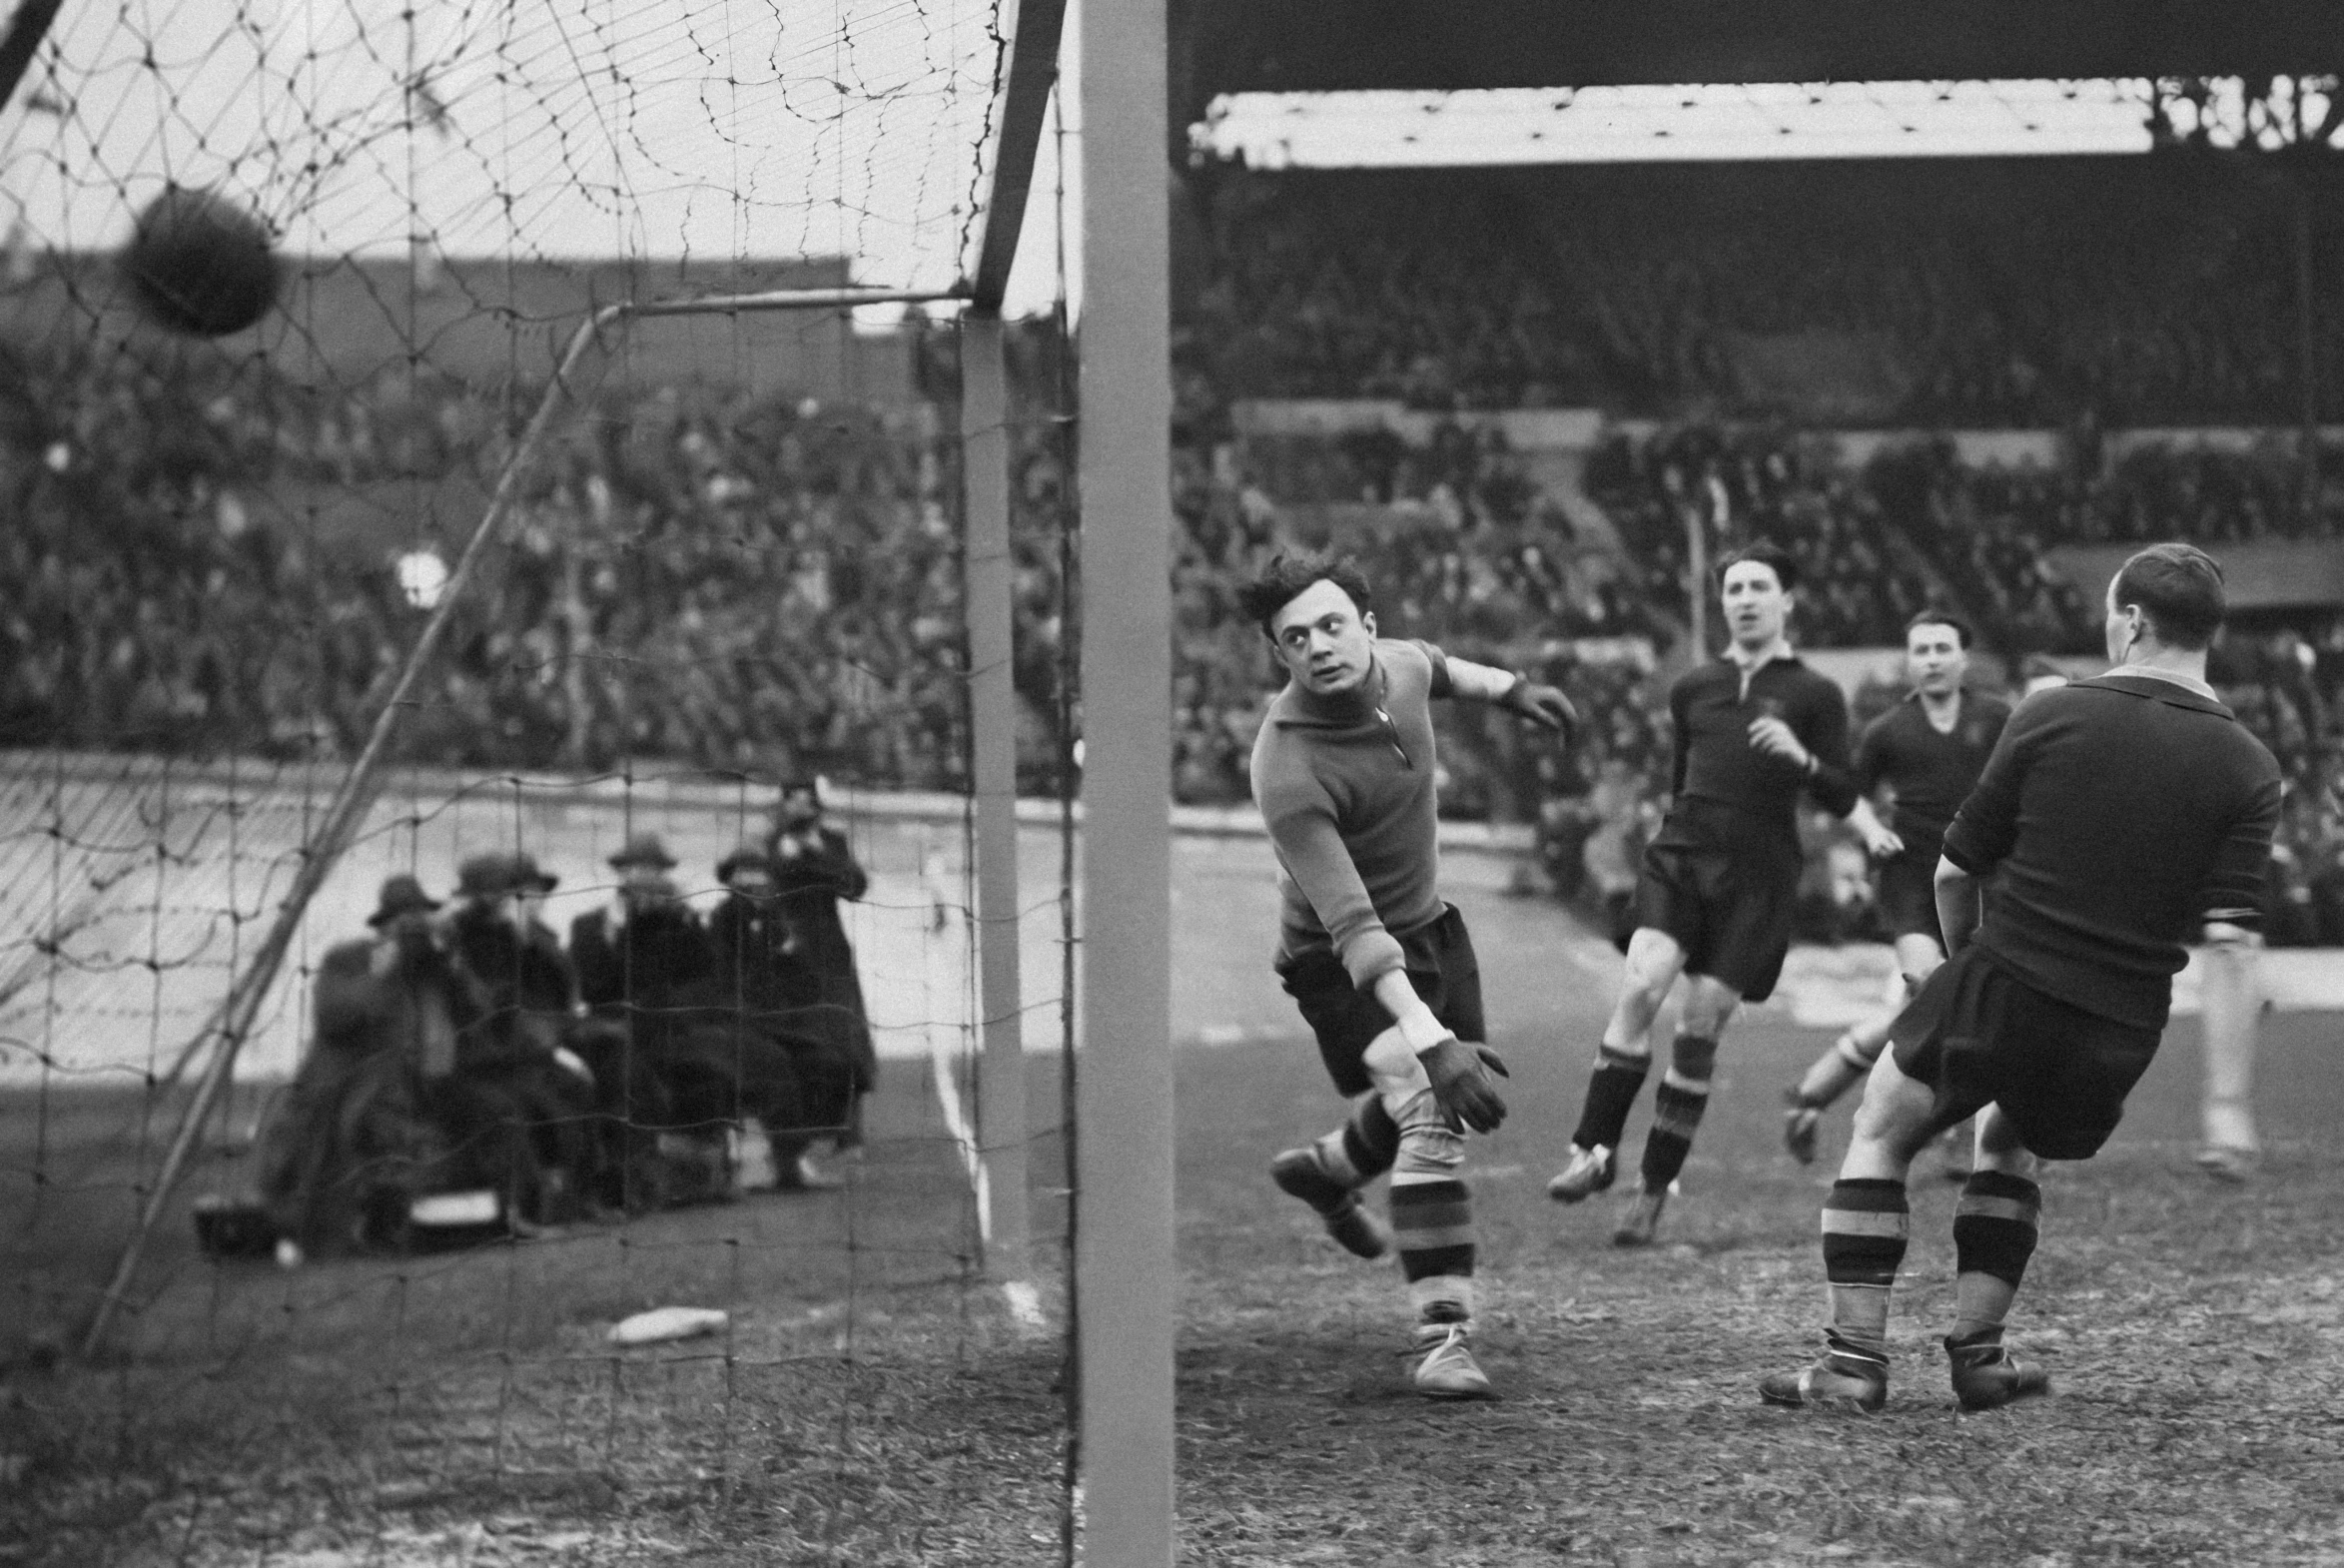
[1244,551,1577,1401]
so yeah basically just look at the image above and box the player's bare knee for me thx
[1680,984,1739,1040]
[1850,1067,1938,1159]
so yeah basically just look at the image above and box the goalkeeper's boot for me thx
[1611,1184,1669,1248]
[1270,1147,1389,1260]
[1946,1331,2050,1412]
[1409,1319,1495,1401]
[1545,1143,1616,1204]
[1758,1331,1889,1413]
[1783,1089,1824,1166]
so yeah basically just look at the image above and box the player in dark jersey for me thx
[1244,552,1576,1399]
[1783,610,2010,1169]
[1760,544,2281,1414]
[1548,541,1859,1246]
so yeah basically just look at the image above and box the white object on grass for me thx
[607,1306,729,1346]
[409,1189,500,1227]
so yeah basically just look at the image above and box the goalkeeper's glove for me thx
[1500,676,1580,741]
[1418,1037,1510,1134]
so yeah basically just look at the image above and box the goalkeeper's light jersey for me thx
[1250,638,1453,992]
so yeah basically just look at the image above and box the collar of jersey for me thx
[2080,668,2227,713]
[1274,657,1389,726]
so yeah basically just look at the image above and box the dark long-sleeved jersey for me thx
[1650,653,1858,865]
[1944,671,2281,1031]
[1855,690,2012,867]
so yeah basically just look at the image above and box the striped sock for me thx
[1822,1177,1910,1359]
[1952,1172,2040,1340]
[1313,1094,1399,1188]
[1388,1090,1473,1299]
[1638,1035,1716,1189]
[1571,1045,1650,1152]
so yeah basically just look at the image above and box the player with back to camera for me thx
[1246,551,1577,1400]
[1783,610,2011,1173]
[1548,540,1860,1245]
[1760,543,2280,1414]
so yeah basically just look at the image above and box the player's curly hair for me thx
[1237,551,1375,635]
[2113,542,2225,650]
[1714,538,1799,594]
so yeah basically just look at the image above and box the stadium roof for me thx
[1176,0,2344,105]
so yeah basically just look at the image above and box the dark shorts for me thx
[1874,853,1944,944]
[1276,904,1486,1099]
[1888,946,2161,1162]
[1633,844,1798,1003]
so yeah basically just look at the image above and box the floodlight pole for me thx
[1078,0,1177,1558]
[961,307,1034,1285]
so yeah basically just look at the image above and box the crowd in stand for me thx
[1179,159,2342,428]
[251,783,874,1257]
[0,342,970,786]
[9,150,2344,942]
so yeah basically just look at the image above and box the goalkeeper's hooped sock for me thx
[1951,1171,2040,1340]
[1388,1090,1474,1286]
[1571,1045,1651,1153]
[1338,1094,1400,1183]
[1822,1177,1910,1360]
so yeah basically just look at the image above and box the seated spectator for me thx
[255,875,522,1253]
[444,853,599,1221]
[684,844,860,1190]
[568,833,722,1208]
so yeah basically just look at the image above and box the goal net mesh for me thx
[0,2,1082,1558]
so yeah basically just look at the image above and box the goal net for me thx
[0,2,1082,1559]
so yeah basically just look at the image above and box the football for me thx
[119,183,280,337]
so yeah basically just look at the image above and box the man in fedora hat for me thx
[570,833,715,1208]
[258,874,508,1253]
[690,841,857,1190]
[763,779,878,1145]
[445,852,597,1222]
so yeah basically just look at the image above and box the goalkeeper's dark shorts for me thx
[1276,904,1485,1099]
[1888,946,2160,1162]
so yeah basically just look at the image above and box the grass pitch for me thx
[5,854,2342,1565]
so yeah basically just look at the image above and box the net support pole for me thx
[1077,0,1176,1557]
[961,307,1034,1287]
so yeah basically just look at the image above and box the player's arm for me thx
[2200,770,2284,943]
[1846,794,1904,860]
[1934,700,2039,953]
[1746,681,1856,813]
[1442,653,1579,737]
[1933,854,1981,957]
[1260,774,1507,1132]
[1845,720,1902,855]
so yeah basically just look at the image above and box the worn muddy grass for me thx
[6,980,2341,1563]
